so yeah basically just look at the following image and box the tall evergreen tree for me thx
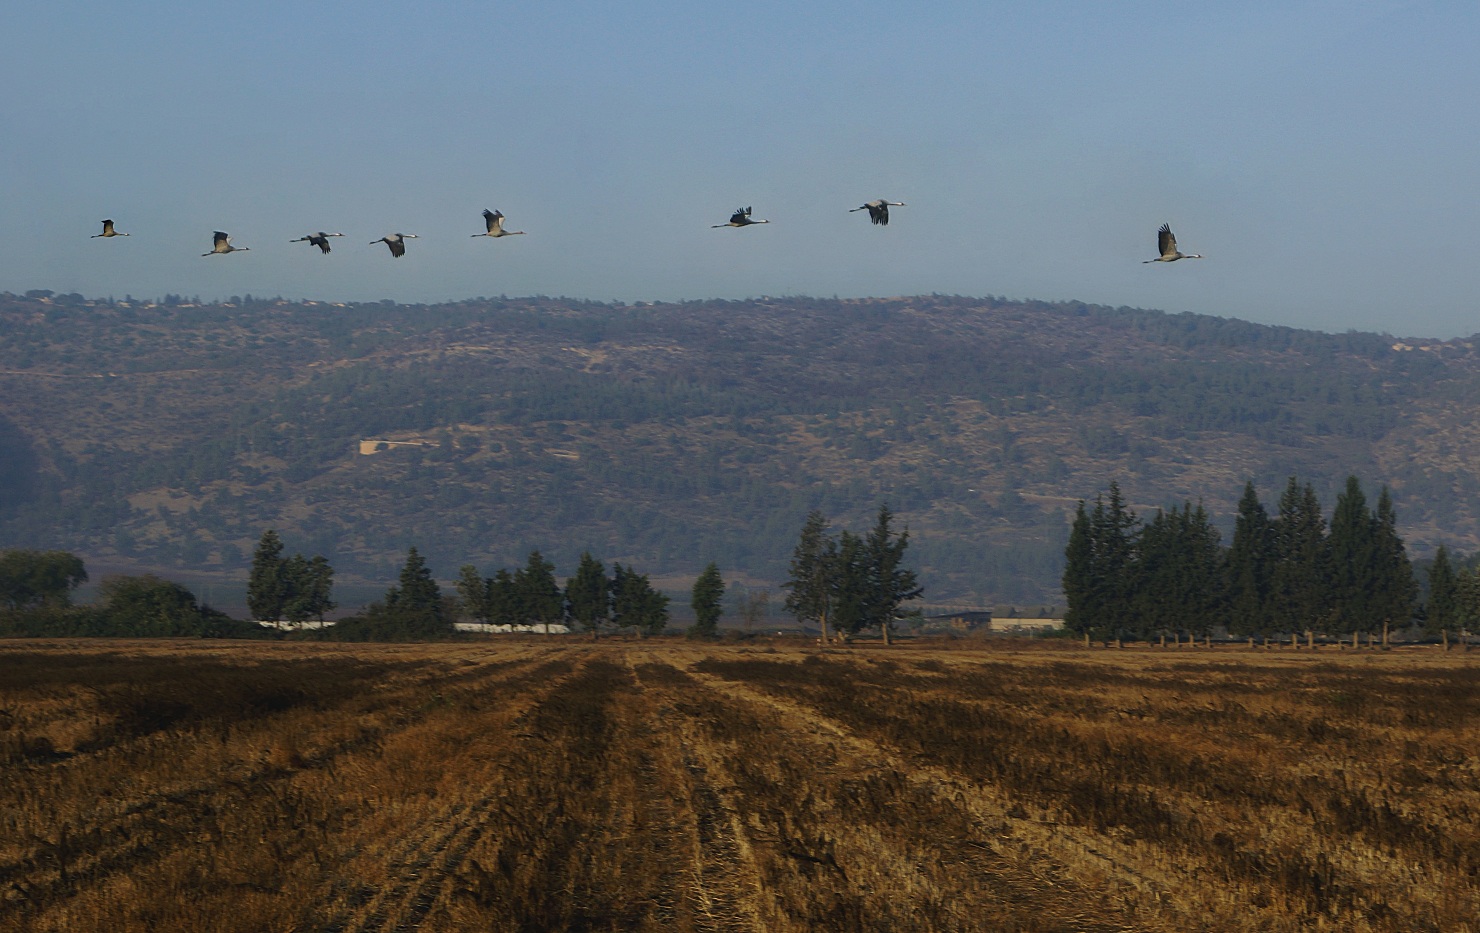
[861,504,922,645]
[1226,482,1275,636]
[1427,545,1458,635]
[342,548,448,640]
[386,547,442,618]
[488,569,520,627]
[303,555,336,623]
[1372,486,1416,629]
[1130,503,1223,639]
[1455,567,1480,633]
[515,550,565,632]
[566,552,611,638]
[1132,507,1176,640]
[1063,483,1141,639]
[457,564,492,623]
[830,530,870,639]
[248,531,334,627]
[611,563,669,636]
[280,554,331,625]
[1327,475,1380,633]
[1270,478,1329,633]
[1093,482,1140,638]
[784,510,837,642]
[1062,502,1095,634]
[689,562,726,638]
[247,530,287,622]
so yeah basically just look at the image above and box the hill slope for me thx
[2,290,1478,604]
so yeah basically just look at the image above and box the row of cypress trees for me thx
[1063,476,1417,640]
[458,550,671,637]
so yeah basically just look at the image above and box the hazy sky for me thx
[5,2,1478,336]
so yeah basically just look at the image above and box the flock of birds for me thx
[90,204,1206,264]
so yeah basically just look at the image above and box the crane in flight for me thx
[203,231,249,256]
[713,207,769,228]
[472,209,525,238]
[291,232,345,254]
[372,233,418,258]
[92,219,129,238]
[1144,224,1203,263]
[850,199,905,226]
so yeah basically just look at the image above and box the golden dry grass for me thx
[1,639,1476,932]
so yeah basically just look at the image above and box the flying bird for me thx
[1144,224,1203,263]
[203,231,249,256]
[371,233,418,258]
[291,232,345,254]
[849,199,905,226]
[472,209,525,238]
[713,207,769,228]
[92,219,129,238]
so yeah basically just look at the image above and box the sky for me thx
[4,1,1479,336]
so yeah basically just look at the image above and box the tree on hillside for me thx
[0,549,87,611]
[566,552,611,638]
[689,562,725,638]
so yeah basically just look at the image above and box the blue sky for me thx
[4,1,1478,336]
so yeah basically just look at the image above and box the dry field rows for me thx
[1,639,1477,932]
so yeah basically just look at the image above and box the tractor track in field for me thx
[679,659,1156,932]
[1,655,559,921]
[627,654,761,933]
[309,656,585,933]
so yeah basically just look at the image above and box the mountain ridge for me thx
[2,290,1478,605]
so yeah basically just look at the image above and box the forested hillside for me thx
[2,289,1478,604]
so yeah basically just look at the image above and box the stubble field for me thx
[1,639,1477,932]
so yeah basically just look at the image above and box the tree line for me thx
[454,550,676,639]
[782,505,923,643]
[0,548,264,638]
[1062,476,1441,641]
[1,505,922,642]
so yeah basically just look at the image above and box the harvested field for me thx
[1,639,1477,932]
